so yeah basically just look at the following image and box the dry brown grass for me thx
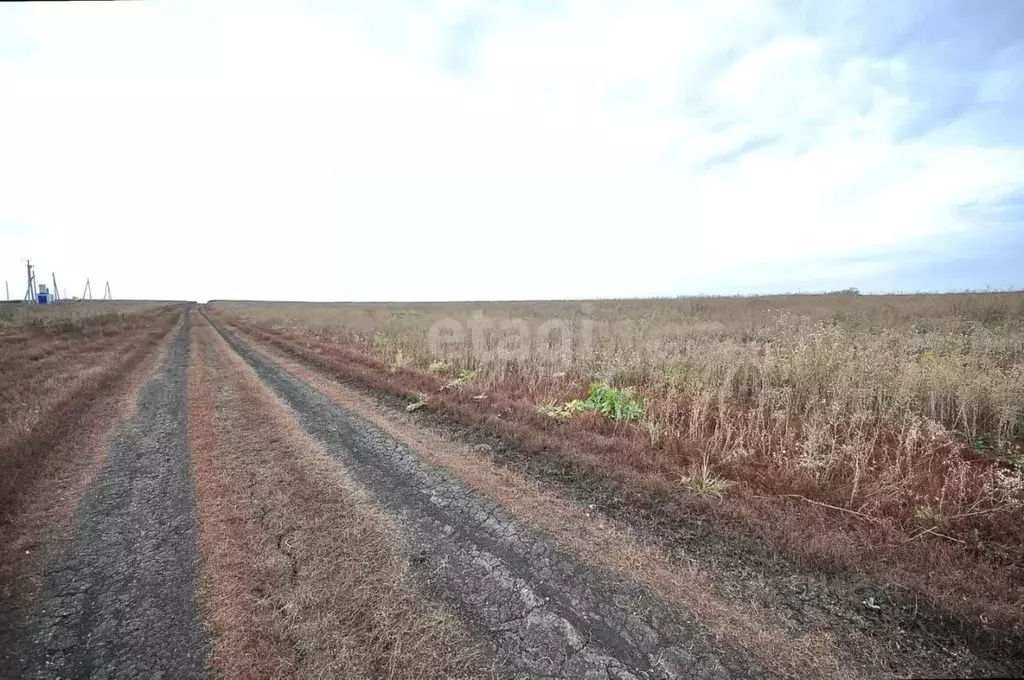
[0,300,181,335]
[211,294,1024,449]
[187,314,488,679]
[210,295,1024,632]
[0,307,185,520]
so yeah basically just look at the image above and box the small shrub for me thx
[582,383,645,421]
[406,394,429,412]
[916,504,941,524]
[441,370,475,391]
[972,435,993,453]
[540,383,645,422]
[537,401,585,421]
[644,418,667,447]
[390,350,408,373]
[678,458,733,498]
[428,359,452,374]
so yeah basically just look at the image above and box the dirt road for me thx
[3,309,1021,678]
[209,316,762,679]
[4,314,208,678]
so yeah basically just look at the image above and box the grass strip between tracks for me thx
[187,314,488,679]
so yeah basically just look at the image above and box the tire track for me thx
[207,316,766,679]
[8,313,209,679]
[187,316,487,679]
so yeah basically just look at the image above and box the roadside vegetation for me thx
[210,292,1024,629]
[0,300,172,335]
[0,304,184,634]
[0,305,185,513]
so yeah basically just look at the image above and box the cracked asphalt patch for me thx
[210,317,766,679]
[5,314,209,679]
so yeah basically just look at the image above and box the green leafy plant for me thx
[539,382,645,422]
[971,435,993,453]
[537,400,586,421]
[577,383,645,421]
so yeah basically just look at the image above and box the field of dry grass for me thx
[0,305,185,514]
[211,292,1024,628]
[0,300,179,335]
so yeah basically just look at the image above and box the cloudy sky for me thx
[1,0,1021,302]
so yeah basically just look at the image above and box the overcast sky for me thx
[1,0,1022,302]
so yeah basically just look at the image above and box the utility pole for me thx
[23,260,37,303]
[5,281,8,302]
[52,273,60,302]
[103,282,112,300]
[83,278,92,300]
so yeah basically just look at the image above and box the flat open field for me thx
[0,300,178,332]
[3,296,1023,678]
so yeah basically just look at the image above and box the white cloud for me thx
[0,0,1021,301]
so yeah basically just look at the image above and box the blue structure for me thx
[37,292,50,304]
